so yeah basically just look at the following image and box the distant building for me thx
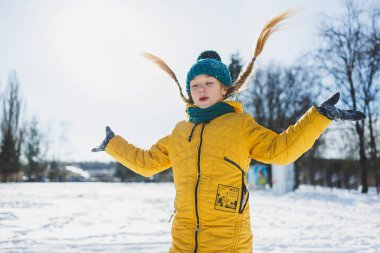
[86,167,116,182]
[64,166,90,182]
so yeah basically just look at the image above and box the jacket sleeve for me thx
[105,134,171,177]
[244,106,331,165]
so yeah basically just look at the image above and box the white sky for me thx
[0,0,352,162]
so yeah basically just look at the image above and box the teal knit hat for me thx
[186,51,233,95]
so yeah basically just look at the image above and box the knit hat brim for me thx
[186,58,232,94]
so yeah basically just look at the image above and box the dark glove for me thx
[316,92,366,121]
[91,126,115,152]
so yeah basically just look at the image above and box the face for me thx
[189,75,227,108]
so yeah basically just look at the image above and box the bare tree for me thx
[228,52,244,83]
[0,72,24,182]
[316,0,380,193]
[23,116,47,181]
[243,62,321,130]
[361,7,380,193]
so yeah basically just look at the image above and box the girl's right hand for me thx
[91,126,115,152]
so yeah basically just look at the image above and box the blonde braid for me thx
[228,10,295,97]
[142,52,191,104]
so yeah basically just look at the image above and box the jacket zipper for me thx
[224,157,249,214]
[194,123,206,253]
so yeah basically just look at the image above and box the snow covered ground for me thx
[0,183,379,253]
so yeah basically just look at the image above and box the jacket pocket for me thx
[224,157,249,214]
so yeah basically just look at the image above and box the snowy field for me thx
[0,183,379,253]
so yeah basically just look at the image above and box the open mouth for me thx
[199,97,209,102]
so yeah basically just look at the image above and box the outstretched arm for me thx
[244,107,330,165]
[92,127,171,177]
[245,93,365,165]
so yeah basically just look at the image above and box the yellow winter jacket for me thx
[106,101,331,252]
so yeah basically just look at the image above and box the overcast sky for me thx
[0,0,356,162]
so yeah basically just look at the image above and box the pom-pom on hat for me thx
[197,50,222,61]
[186,50,232,95]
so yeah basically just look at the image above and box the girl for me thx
[92,11,365,253]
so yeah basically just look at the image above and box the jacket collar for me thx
[186,100,243,114]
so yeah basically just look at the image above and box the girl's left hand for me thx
[317,92,366,121]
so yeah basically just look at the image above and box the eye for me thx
[191,84,199,89]
[206,82,214,86]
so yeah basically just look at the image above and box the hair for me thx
[142,53,191,104]
[142,9,295,104]
[226,10,295,98]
